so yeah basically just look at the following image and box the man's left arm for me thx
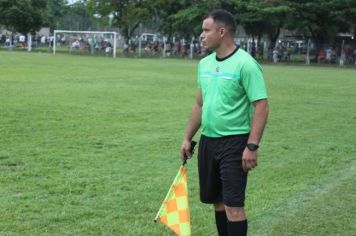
[242,99,269,172]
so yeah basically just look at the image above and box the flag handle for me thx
[182,140,197,166]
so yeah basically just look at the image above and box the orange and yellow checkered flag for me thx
[155,166,191,236]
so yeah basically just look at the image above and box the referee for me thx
[180,9,269,236]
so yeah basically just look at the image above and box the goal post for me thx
[53,30,117,58]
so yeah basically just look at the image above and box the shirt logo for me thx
[216,66,220,72]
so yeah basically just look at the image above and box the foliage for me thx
[87,0,150,42]
[287,0,356,44]
[168,0,221,38]
[234,0,293,47]
[145,0,187,39]
[65,1,96,31]
[43,0,68,31]
[0,0,47,34]
[277,0,355,59]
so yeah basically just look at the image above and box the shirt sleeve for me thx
[241,59,268,102]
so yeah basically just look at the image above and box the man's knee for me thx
[224,206,246,221]
[214,202,225,211]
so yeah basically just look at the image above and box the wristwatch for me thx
[246,143,259,151]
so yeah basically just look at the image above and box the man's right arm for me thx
[180,89,203,162]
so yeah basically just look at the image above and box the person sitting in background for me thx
[4,37,12,48]
[318,49,325,63]
[123,43,129,56]
[325,47,332,63]
[282,48,290,61]
[71,39,80,48]
[144,43,152,54]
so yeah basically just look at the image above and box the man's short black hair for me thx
[205,9,237,35]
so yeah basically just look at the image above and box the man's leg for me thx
[214,202,228,236]
[198,136,227,235]
[225,206,248,236]
[217,135,249,236]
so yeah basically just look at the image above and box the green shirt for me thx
[198,48,267,137]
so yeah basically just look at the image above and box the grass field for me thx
[0,51,355,236]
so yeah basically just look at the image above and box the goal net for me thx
[53,30,117,58]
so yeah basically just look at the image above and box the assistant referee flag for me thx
[154,166,191,236]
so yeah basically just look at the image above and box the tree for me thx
[287,0,356,58]
[233,0,292,49]
[64,1,96,30]
[0,0,47,35]
[168,0,222,38]
[43,0,68,31]
[87,0,150,43]
[145,0,186,40]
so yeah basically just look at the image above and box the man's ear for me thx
[219,27,226,38]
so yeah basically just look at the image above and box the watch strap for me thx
[246,143,259,151]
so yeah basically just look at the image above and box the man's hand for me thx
[180,139,192,163]
[242,148,258,172]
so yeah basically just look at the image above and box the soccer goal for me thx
[53,30,117,58]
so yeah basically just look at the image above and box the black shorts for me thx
[198,134,249,207]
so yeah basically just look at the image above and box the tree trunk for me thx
[269,27,281,49]
[309,26,325,62]
[122,28,129,44]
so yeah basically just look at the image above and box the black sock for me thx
[227,219,248,236]
[215,211,228,236]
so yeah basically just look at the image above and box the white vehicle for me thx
[141,33,158,42]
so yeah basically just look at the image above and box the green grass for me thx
[0,51,355,236]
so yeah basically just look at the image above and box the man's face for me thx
[200,17,222,51]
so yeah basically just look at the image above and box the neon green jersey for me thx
[198,48,267,137]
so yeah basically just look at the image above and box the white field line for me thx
[253,158,356,235]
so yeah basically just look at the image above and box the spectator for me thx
[19,35,26,48]
[4,37,12,48]
[282,48,290,61]
[325,47,332,63]
[318,49,325,63]
[105,44,112,56]
[71,39,80,48]
[273,47,278,63]
[123,43,129,56]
